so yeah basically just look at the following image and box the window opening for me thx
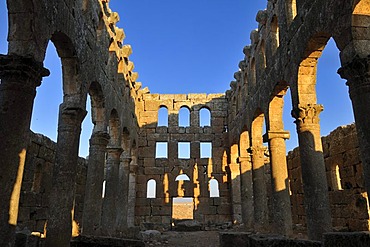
[147,179,156,198]
[179,107,190,127]
[158,106,168,127]
[156,142,168,158]
[178,142,190,159]
[172,197,194,220]
[200,108,211,127]
[200,142,212,158]
[209,178,220,197]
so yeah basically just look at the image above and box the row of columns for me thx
[229,55,370,241]
[0,54,136,246]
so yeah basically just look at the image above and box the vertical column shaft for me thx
[239,156,254,229]
[101,147,122,236]
[127,159,138,227]
[339,57,370,200]
[292,104,332,240]
[0,55,49,246]
[82,131,110,235]
[45,105,87,247]
[266,131,293,236]
[229,163,242,223]
[115,157,131,233]
[249,146,268,230]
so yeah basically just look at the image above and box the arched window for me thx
[147,179,156,198]
[199,108,211,127]
[158,106,168,127]
[209,178,220,197]
[179,106,190,127]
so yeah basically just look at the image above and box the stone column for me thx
[127,160,138,227]
[82,131,110,236]
[0,55,49,246]
[339,57,370,199]
[265,131,292,236]
[101,146,122,236]
[292,104,332,240]
[238,156,254,230]
[45,104,87,247]
[115,156,131,233]
[248,146,268,231]
[229,163,242,224]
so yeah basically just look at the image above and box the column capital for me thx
[106,146,123,153]
[90,131,110,147]
[338,56,370,96]
[291,103,323,127]
[263,130,290,142]
[237,156,251,163]
[0,54,50,89]
[247,146,267,157]
[58,105,87,132]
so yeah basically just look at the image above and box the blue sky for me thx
[0,1,354,157]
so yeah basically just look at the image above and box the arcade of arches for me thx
[1,0,370,246]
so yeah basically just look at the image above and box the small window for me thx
[178,142,190,159]
[331,164,343,191]
[209,178,220,197]
[102,180,106,198]
[179,106,190,127]
[200,142,212,158]
[175,174,191,181]
[31,163,43,193]
[200,108,211,127]
[147,179,156,198]
[156,142,168,158]
[158,106,168,127]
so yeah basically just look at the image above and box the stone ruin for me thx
[0,0,370,246]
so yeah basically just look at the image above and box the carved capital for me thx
[247,146,267,157]
[89,131,110,147]
[0,55,49,91]
[263,130,290,142]
[338,56,370,96]
[58,105,87,132]
[291,104,323,127]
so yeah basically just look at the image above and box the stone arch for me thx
[121,127,131,157]
[88,81,106,132]
[108,109,121,146]
[269,15,279,54]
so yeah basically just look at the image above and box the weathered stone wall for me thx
[287,124,369,232]
[136,93,232,230]
[17,132,87,235]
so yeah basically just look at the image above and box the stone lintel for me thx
[90,131,110,146]
[237,156,251,163]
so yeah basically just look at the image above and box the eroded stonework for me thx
[1,0,370,246]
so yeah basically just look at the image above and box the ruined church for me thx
[1,0,370,246]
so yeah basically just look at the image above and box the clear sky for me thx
[0,1,354,157]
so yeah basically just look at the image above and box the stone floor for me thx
[144,231,220,247]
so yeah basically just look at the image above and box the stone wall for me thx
[287,124,369,232]
[17,132,87,236]
[136,93,232,230]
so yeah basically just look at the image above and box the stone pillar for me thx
[127,160,138,227]
[0,55,49,246]
[115,156,131,233]
[265,131,293,236]
[45,104,87,247]
[229,163,242,224]
[339,57,370,200]
[101,146,122,236]
[292,104,332,240]
[82,131,110,236]
[248,146,268,231]
[238,156,254,230]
